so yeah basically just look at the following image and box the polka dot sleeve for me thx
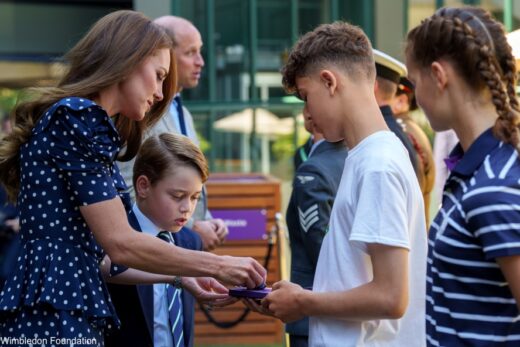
[36,98,122,206]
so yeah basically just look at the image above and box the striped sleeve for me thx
[464,181,520,259]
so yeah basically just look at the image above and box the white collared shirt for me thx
[308,139,325,158]
[170,94,196,141]
[132,203,174,347]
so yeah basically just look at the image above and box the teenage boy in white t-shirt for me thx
[246,22,427,347]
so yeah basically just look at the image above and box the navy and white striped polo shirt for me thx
[427,128,520,346]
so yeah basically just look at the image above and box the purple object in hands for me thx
[229,287,272,299]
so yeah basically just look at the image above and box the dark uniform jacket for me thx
[105,211,202,347]
[293,137,313,170]
[380,105,419,174]
[286,140,348,337]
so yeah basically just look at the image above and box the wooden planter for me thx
[194,173,284,345]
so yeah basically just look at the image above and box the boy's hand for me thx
[241,297,276,317]
[263,280,306,323]
[209,218,229,243]
[193,220,221,251]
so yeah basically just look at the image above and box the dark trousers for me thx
[290,334,309,347]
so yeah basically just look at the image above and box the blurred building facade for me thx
[1,0,519,179]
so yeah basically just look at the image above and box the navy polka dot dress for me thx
[0,97,131,346]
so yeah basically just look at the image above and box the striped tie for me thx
[174,95,188,136]
[157,231,185,347]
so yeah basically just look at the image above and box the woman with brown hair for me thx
[0,10,265,345]
[406,6,520,346]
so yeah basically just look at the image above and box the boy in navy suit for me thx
[106,133,235,347]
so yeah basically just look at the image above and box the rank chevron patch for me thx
[298,204,319,233]
[296,175,315,184]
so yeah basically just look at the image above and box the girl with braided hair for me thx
[406,6,520,346]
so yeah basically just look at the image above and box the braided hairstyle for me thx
[406,6,520,152]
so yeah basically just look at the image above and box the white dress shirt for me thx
[132,203,174,347]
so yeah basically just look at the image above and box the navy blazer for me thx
[105,211,202,347]
[380,105,419,174]
[293,136,313,170]
[286,140,347,337]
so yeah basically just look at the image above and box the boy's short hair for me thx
[375,76,398,102]
[281,21,375,94]
[133,133,209,189]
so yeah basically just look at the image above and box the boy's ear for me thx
[391,93,409,115]
[430,61,448,91]
[374,79,380,94]
[135,175,151,198]
[319,69,338,96]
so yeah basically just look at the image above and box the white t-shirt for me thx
[310,131,427,347]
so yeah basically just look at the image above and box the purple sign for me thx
[211,209,267,241]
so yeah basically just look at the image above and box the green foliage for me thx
[0,88,21,117]
[271,133,296,161]
[197,130,211,153]
[271,120,307,161]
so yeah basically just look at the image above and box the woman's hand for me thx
[217,256,267,289]
[183,277,237,307]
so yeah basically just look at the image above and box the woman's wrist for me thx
[172,276,183,288]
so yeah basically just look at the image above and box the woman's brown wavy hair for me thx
[0,10,177,202]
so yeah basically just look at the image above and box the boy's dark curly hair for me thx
[281,21,375,95]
